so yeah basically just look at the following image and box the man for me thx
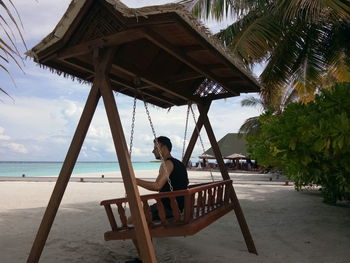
[130,136,189,221]
[126,136,188,263]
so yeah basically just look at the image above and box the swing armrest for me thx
[100,189,191,206]
[100,197,128,206]
[100,180,233,206]
[101,179,235,237]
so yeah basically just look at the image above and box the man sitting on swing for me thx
[131,136,189,221]
[126,136,189,263]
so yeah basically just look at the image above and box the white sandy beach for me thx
[1,170,349,263]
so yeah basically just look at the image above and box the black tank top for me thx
[160,157,189,211]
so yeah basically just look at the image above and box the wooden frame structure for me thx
[101,180,237,240]
[26,1,260,262]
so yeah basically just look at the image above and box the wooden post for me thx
[95,48,157,263]
[27,84,101,263]
[198,103,258,255]
[182,103,210,165]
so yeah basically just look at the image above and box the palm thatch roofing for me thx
[225,153,246,159]
[198,153,216,159]
[27,0,260,108]
[203,133,248,157]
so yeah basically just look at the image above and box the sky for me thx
[0,0,262,162]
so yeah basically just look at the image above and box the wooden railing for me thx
[100,180,234,235]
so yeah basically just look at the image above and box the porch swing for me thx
[100,98,235,240]
[26,1,260,262]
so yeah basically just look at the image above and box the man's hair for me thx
[154,136,172,152]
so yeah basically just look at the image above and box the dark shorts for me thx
[150,203,173,221]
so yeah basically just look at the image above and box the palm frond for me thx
[186,0,350,107]
[0,0,26,97]
[0,14,22,55]
[238,116,261,136]
[322,21,350,80]
[217,9,282,66]
[184,0,273,20]
[260,20,327,95]
[0,0,26,49]
[240,96,263,108]
[276,0,350,24]
[0,86,14,101]
[282,87,299,106]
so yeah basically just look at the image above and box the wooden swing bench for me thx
[101,180,234,240]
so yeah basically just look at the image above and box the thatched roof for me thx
[225,153,246,159]
[203,133,247,157]
[198,153,216,159]
[27,0,260,108]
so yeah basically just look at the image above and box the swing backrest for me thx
[101,179,234,240]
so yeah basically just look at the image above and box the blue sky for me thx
[0,0,261,162]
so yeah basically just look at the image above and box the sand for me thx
[1,170,349,263]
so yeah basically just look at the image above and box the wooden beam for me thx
[198,103,229,180]
[182,103,210,165]
[167,71,203,84]
[182,45,207,53]
[59,57,177,106]
[142,27,239,96]
[206,63,226,70]
[112,64,198,103]
[95,48,157,263]
[113,81,177,107]
[175,18,260,93]
[27,84,101,263]
[59,58,94,75]
[198,103,258,255]
[57,28,145,60]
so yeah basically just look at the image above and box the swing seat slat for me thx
[100,180,234,240]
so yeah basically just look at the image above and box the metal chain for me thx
[143,99,174,191]
[190,105,215,182]
[124,95,137,210]
[182,104,191,160]
[129,96,137,156]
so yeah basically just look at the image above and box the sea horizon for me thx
[0,161,161,177]
[0,160,159,163]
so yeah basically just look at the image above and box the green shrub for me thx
[248,83,350,204]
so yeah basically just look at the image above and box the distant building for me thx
[202,133,247,158]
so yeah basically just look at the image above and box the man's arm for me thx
[136,160,173,191]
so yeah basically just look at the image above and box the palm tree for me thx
[238,86,298,135]
[0,0,26,97]
[181,0,350,102]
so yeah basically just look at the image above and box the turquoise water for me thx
[0,162,161,177]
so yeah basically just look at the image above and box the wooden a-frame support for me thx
[182,103,258,255]
[27,47,256,262]
[27,48,157,263]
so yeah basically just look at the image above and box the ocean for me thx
[0,161,161,177]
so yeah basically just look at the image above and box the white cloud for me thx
[0,126,28,154]
[7,142,28,153]
[11,0,72,42]
[62,100,83,118]
[0,127,11,140]
[9,0,174,42]
[0,0,262,162]
[0,134,10,140]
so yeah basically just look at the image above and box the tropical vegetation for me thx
[184,0,350,103]
[182,0,350,204]
[0,0,26,97]
[238,87,298,136]
[247,83,350,204]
